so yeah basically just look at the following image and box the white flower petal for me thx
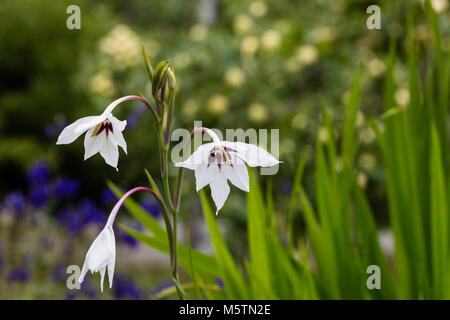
[79,261,89,284]
[79,226,116,291]
[222,158,249,192]
[209,173,230,215]
[174,143,215,170]
[100,138,119,170]
[222,141,280,167]
[107,256,115,289]
[75,114,108,134]
[112,127,127,155]
[99,267,106,292]
[56,116,100,145]
[109,116,127,132]
[195,163,219,191]
[84,129,107,160]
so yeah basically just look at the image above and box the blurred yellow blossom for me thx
[89,70,116,97]
[233,14,254,34]
[367,58,386,77]
[182,98,200,120]
[261,30,282,51]
[311,26,336,43]
[100,24,140,69]
[359,152,377,170]
[241,36,259,55]
[431,0,448,13]
[357,172,368,189]
[360,127,376,144]
[224,67,246,87]
[190,24,208,41]
[284,57,302,73]
[249,1,267,17]
[291,113,308,130]
[356,111,365,128]
[318,126,329,143]
[395,88,410,107]
[207,94,229,115]
[248,103,269,123]
[295,45,319,65]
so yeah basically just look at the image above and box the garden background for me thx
[0,0,449,299]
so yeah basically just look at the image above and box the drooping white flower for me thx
[78,225,116,292]
[56,96,135,170]
[78,186,157,292]
[175,127,280,214]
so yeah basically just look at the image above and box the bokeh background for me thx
[0,0,448,299]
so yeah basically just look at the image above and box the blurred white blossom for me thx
[261,30,282,51]
[234,14,254,34]
[295,45,319,65]
[224,67,246,87]
[100,24,140,69]
[249,1,267,17]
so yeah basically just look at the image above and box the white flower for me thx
[78,225,116,292]
[175,128,280,214]
[78,186,157,292]
[56,96,133,170]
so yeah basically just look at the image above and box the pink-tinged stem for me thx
[103,95,159,127]
[106,186,157,227]
[191,127,221,144]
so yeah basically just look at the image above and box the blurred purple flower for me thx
[152,279,173,296]
[51,263,66,282]
[2,191,26,216]
[65,292,77,300]
[57,199,105,234]
[44,117,66,138]
[26,160,50,187]
[41,236,55,251]
[29,185,50,208]
[100,188,118,206]
[78,199,105,226]
[126,105,147,129]
[140,198,161,218]
[115,223,144,249]
[280,179,293,194]
[79,275,98,299]
[7,268,30,283]
[215,277,224,289]
[114,275,145,299]
[53,178,80,198]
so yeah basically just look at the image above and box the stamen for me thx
[91,123,103,137]
[224,147,237,153]
[91,120,113,137]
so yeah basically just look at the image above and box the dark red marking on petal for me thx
[97,123,106,136]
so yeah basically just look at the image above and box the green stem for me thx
[173,167,184,212]
[171,210,187,299]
